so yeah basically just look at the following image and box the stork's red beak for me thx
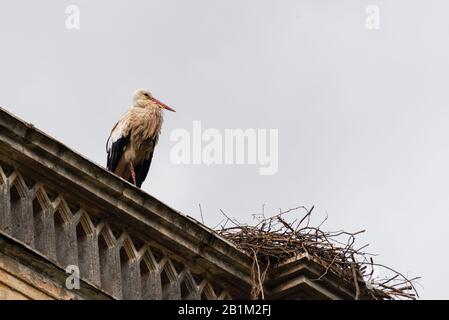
[151,97,176,112]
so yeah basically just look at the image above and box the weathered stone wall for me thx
[0,161,233,300]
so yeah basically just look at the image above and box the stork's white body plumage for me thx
[106,89,175,187]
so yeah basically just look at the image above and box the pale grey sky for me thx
[1,1,448,299]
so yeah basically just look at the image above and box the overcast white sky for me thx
[1,1,448,299]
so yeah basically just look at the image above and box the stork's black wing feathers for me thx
[134,151,154,188]
[107,135,129,173]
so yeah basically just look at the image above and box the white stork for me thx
[106,89,175,187]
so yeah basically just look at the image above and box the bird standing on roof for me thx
[106,89,175,187]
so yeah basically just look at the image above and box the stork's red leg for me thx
[129,162,137,185]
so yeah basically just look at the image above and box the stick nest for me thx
[215,206,419,300]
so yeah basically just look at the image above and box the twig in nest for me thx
[198,204,204,224]
[351,255,360,300]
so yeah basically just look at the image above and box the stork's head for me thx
[133,89,176,112]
